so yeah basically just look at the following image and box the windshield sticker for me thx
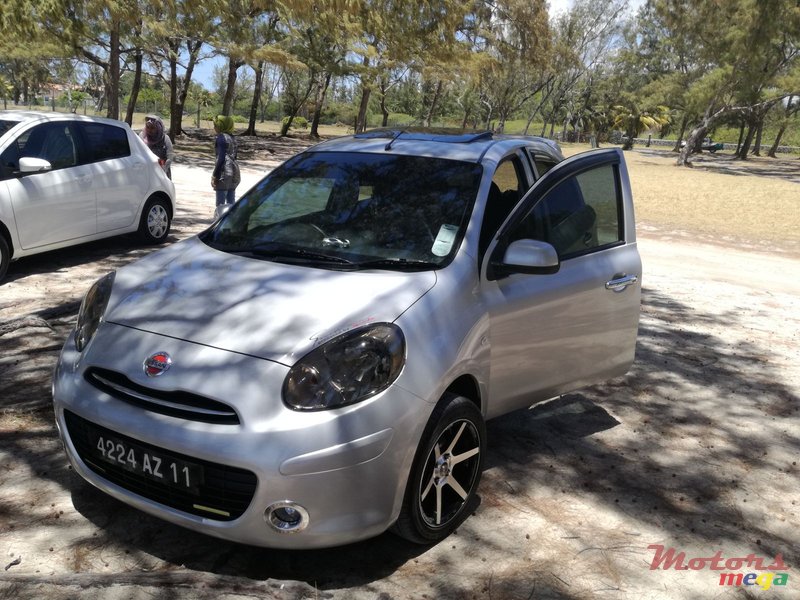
[432,224,459,257]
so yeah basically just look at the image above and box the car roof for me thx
[0,110,130,128]
[308,129,563,164]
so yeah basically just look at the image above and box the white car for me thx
[0,111,176,281]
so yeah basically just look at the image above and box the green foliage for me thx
[282,116,308,129]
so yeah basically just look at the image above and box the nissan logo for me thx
[143,352,172,377]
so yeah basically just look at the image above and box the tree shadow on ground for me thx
[634,148,800,184]
[1,279,798,598]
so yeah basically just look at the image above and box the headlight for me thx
[75,272,115,352]
[283,323,405,411]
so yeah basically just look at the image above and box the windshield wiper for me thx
[355,257,437,271]
[244,245,356,266]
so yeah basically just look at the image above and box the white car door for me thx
[5,122,96,250]
[76,122,150,233]
[481,148,641,418]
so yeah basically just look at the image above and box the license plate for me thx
[86,426,204,494]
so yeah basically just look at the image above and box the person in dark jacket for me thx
[139,115,174,179]
[211,115,240,207]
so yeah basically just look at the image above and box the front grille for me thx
[64,410,257,521]
[84,367,239,425]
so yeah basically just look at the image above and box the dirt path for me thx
[1,144,798,599]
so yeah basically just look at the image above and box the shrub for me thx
[282,115,309,129]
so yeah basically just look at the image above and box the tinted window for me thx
[202,152,482,270]
[479,156,526,258]
[0,135,22,180]
[78,123,130,162]
[0,120,18,137]
[0,123,78,178]
[509,163,621,257]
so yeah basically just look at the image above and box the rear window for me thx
[0,120,19,138]
[79,123,130,162]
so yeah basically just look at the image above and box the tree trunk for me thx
[751,116,764,156]
[461,108,470,130]
[671,115,687,152]
[735,118,746,154]
[125,48,143,125]
[523,108,538,135]
[736,117,756,160]
[170,40,202,140]
[678,123,709,166]
[356,85,371,133]
[106,22,121,119]
[281,74,316,137]
[310,72,332,138]
[222,58,243,116]
[167,43,179,141]
[767,123,788,158]
[243,61,265,136]
[424,80,443,128]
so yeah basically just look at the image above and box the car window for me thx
[0,132,23,180]
[205,151,482,269]
[2,122,79,173]
[34,123,79,170]
[0,120,18,137]
[77,122,130,163]
[479,156,526,258]
[508,163,622,257]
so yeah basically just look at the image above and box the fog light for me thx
[264,501,309,533]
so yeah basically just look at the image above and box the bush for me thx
[282,115,309,129]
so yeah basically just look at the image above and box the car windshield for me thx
[201,151,482,271]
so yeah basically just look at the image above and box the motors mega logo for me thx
[648,544,790,591]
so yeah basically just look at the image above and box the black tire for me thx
[393,394,485,544]
[0,235,9,283]
[138,197,171,244]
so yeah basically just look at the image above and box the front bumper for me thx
[53,322,430,548]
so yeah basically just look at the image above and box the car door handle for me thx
[605,274,638,291]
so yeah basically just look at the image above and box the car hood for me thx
[105,237,436,365]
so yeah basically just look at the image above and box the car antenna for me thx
[384,130,405,151]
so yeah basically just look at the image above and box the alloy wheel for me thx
[417,418,481,528]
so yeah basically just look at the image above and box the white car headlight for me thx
[75,272,115,352]
[282,323,405,411]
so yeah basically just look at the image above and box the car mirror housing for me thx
[18,157,52,174]
[488,238,560,280]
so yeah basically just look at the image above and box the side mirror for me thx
[18,157,52,174]
[488,239,560,280]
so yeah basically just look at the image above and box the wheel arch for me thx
[145,191,174,220]
[0,220,13,260]
[443,374,482,415]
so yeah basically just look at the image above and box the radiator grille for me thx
[84,367,239,425]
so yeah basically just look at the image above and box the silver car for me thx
[0,111,175,282]
[53,130,641,548]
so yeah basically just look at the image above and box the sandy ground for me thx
[0,142,798,599]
